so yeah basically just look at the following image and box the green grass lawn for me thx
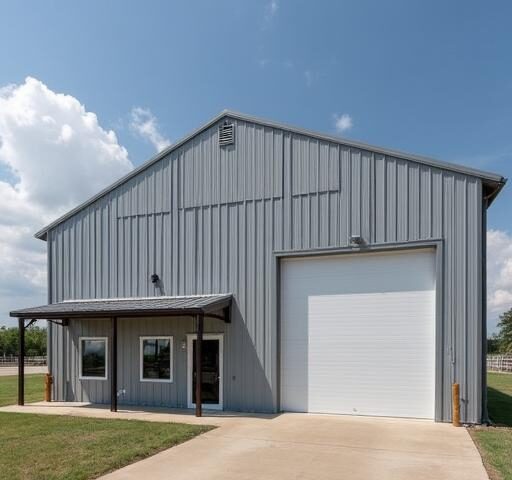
[0,374,45,406]
[471,372,512,480]
[487,373,512,426]
[0,374,212,480]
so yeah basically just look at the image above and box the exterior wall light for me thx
[350,235,364,246]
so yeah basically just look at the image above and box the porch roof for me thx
[9,294,232,320]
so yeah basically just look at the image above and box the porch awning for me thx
[9,294,232,321]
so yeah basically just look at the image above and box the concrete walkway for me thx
[0,366,47,376]
[0,403,488,480]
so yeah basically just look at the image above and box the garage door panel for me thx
[280,250,436,419]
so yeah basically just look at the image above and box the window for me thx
[79,337,108,380]
[140,336,173,382]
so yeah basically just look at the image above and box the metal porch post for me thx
[18,318,25,406]
[195,313,204,417]
[111,317,118,412]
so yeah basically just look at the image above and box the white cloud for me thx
[130,107,170,153]
[487,229,512,332]
[333,113,353,133]
[0,77,132,212]
[264,0,278,23]
[304,70,322,87]
[258,58,270,68]
[304,70,314,87]
[0,76,133,325]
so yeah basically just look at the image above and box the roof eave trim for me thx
[10,308,205,319]
[9,294,233,319]
[485,177,508,207]
[223,110,506,184]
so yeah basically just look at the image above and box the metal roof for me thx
[9,294,232,319]
[34,110,507,240]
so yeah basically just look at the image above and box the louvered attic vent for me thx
[219,122,235,147]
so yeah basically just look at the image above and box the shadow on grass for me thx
[488,386,512,427]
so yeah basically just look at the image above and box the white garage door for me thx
[280,249,436,419]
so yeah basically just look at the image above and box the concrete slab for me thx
[0,403,488,480]
[0,402,272,426]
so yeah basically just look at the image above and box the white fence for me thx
[487,355,512,373]
[0,355,47,366]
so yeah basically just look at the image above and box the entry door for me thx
[187,334,223,410]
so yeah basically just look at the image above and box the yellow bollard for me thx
[452,383,461,427]
[44,373,53,402]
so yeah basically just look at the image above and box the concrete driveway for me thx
[100,413,488,480]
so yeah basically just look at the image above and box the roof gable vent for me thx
[219,122,235,147]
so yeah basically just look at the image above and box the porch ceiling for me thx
[9,294,232,320]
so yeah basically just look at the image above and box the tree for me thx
[487,334,501,354]
[0,326,47,356]
[25,327,47,356]
[0,327,18,356]
[497,307,512,353]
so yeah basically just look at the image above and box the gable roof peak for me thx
[34,110,506,240]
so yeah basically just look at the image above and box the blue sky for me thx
[0,0,511,330]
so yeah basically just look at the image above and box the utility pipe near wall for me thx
[452,383,461,427]
[44,374,53,402]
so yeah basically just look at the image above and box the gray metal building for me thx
[11,111,506,423]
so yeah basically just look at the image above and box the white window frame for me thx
[79,336,108,381]
[139,336,173,383]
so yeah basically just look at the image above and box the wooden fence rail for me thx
[487,355,512,373]
[0,355,47,366]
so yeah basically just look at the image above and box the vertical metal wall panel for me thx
[397,160,408,241]
[339,146,350,245]
[47,117,485,421]
[455,176,467,420]
[361,150,371,242]
[386,158,397,242]
[409,163,420,241]
[350,149,361,237]
[374,154,386,243]
[420,167,432,239]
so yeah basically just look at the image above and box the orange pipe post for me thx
[44,373,53,402]
[452,383,461,427]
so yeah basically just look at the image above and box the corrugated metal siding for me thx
[48,117,484,422]
[60,316,224,407]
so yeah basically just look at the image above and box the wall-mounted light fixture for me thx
[150,273,159,284]
[350,235,364,246]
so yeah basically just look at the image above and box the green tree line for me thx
[0,326,47,357]
[488,307,512,354]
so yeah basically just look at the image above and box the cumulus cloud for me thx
[304,70,315,87]
[130,107,170,153]
[258,58,270,68]
[333,113,353,133]
[0,77,132,212]
[487,229,512,331]
[0,77,133,324]
[264,0,278,23]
